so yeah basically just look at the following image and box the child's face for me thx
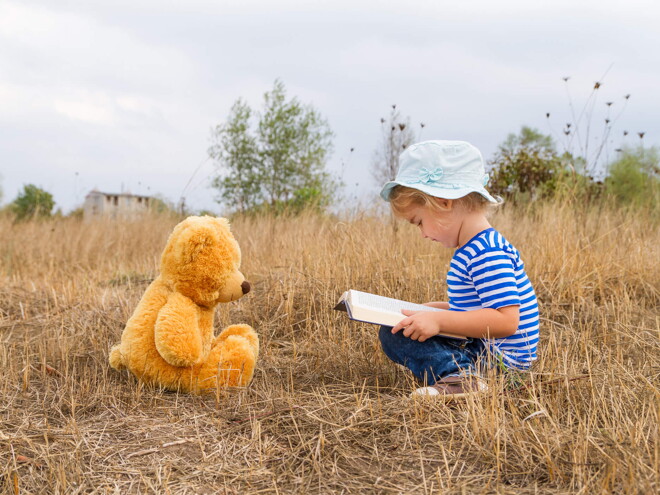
[404,202,462,248]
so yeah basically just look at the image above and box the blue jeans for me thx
[378,326,486,385]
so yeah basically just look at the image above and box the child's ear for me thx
[434,198,453,210]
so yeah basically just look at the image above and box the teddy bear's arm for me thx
[154,292,204,367]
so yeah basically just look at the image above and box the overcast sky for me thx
[2,0,659,214]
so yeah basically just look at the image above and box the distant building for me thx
[83,190,152,220]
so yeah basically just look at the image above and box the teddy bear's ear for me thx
[183,230,214,263]
[214,217,231,231]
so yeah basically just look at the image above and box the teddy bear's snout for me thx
[241,281,251,295]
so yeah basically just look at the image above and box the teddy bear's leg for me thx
[109,344,126,371]
[216,324,259,361]
[194,334,258,393]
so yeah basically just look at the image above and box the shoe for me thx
[413,375,488,399]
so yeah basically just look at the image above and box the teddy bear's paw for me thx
[195,335,258,392]
[216,324,259,359]
[108,345,126,371]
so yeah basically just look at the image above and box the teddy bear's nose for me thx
[241,281,251,295]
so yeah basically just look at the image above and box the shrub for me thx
[488,127,565,201]
[604,146,659,210]
[11,184,55,221]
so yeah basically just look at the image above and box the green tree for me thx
[604,146,659,209]
[11,184,55,220]
[209,99,261,212]
[209,79,336,214]
[488,126,565,201]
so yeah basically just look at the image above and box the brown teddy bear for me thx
[109,215,259,394]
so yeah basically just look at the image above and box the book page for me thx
[337,290,466,339]
[350,290,442,315]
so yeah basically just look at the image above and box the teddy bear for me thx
[109,215,259,394]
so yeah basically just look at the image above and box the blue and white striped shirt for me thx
[447,228,539,369]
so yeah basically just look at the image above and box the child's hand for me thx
[392,309,441,342]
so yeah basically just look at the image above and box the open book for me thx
[334,289,466,340]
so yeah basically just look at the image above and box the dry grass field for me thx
[1,200,658,494]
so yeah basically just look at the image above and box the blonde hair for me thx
[389,185,495,218]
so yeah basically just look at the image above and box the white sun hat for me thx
[380,140,501,204]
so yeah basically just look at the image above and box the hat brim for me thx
[380,181,502,204]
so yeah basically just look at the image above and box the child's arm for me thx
[422,301,450,309]
[391,305,519,342]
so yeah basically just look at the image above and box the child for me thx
[379,140,539,398]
